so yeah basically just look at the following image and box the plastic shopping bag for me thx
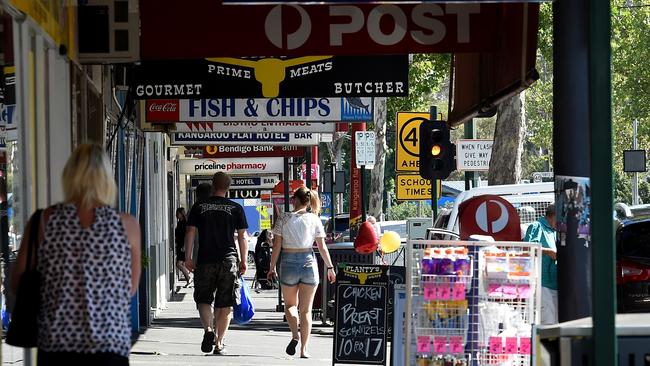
[233,277,254,324]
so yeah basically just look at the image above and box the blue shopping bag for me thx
[233,277,255,324]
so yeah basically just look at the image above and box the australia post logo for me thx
[263,4,480,51]
[146,100,179,122]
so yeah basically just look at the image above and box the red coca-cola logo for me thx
[146,100,179,122]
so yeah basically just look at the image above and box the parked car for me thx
[615,203,650,313]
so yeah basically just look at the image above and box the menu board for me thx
[333,265,388,365]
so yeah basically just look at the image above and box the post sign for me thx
[396,112,429,172]
[458,195,521,241]
[355,131,376,168]
[333,264,389,365]
[202,145,305,158]
[456,139,493,171]
[171,132,322,146]
[140,2,506,58]
[396,174,442,200]
[179,158,284,175]
[175,121,337,134]
[145,98,373,122]
[132,56,408,99]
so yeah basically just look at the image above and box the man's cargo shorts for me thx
[193,257,240,308]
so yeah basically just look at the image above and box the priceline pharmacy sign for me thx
[179,158,284,175]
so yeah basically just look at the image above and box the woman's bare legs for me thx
[297,283,318,358]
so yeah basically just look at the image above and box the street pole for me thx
[632,119,639,205]
[430,106,438,222]
[330,164,336,236]
[361,165,366,223]
[305,148,312,190]
[464,119,478,191]
[590,0,617,363]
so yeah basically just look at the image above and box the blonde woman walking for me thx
[11,143,141,365]
[268,186,336,359]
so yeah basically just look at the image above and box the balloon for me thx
[380,231,401,253]
[354,222,378,254]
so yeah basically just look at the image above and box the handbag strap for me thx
[25,209,43,271]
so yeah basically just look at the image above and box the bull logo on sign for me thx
[206,56,332,97]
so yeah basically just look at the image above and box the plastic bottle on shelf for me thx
[431,248,443,275]
[453,247,471,276]
[422,248,435,275]
[440,249,456,275]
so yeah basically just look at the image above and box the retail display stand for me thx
[405,240,542,366]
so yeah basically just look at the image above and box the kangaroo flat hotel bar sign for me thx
[132,56,408,99]
[145,98,373,122]
[180,158,284,175]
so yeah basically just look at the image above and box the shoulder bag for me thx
[6,209,44,347]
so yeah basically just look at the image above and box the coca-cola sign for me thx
[146,100,179,122]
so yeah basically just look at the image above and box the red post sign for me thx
[139,2,514,58]
[458,195,521,241]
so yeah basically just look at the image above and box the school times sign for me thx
[132,55,408,99]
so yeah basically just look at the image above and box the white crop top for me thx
[272,211,326,249]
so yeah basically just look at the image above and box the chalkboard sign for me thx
[333,265,389,365]
[387,266,406,342]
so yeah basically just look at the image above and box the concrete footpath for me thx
[2,271,335,366]
[129,272,335,366]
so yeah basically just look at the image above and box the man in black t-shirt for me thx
[185,172,248,355]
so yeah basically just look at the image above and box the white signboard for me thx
[456,139,493,171]
[146,97,373,122]
[179,158,283,175]
[171,132,321,146]
[355,131,376,169]
[175,121,336,133]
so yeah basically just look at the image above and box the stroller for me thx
[254,230,277,290]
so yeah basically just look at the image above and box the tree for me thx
[488,92,526,185]
[369,98,387,220]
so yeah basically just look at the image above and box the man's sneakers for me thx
[201,331,216,353]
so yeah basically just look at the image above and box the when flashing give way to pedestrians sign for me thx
[396,112,429,172]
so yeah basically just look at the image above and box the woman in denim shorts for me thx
[268,187,336,359]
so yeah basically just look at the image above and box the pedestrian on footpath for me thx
[523,204,558,324]
[11,143,141,366]
[184,172,248,355]
[268,186,336,359]
[175,207,192,287]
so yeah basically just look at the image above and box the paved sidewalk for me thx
[2,272,335,365]
[129,273,335,366]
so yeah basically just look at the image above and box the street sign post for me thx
[355,131,376,169]
[396,112,429,172]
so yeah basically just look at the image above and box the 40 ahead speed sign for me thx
[395,112,429,172]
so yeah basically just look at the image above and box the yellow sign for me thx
[396,112,429,172]
[206,56,332,98]
[396,174,442,200]
[260,219,271,230]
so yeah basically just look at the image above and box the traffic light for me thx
[419,119,456,180]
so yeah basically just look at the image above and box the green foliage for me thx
[386,201,432,221]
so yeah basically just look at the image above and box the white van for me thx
[433,182,555,238]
